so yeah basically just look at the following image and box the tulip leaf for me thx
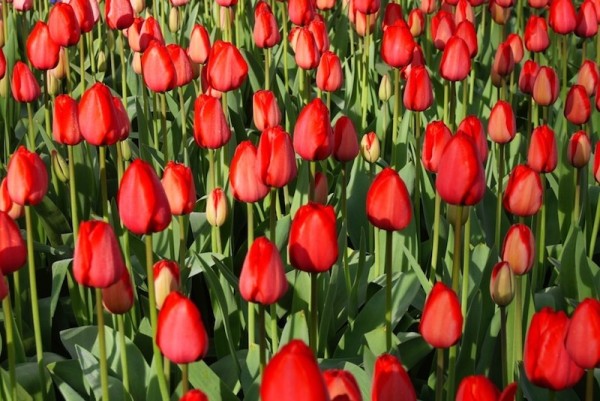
[1,366,34,401]
[187,360,238,401]
[47,360,89,400]
[559,226,598,302]
[75,345,133,401]
[279,310,309,348]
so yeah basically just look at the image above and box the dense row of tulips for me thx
[0,0,599,399]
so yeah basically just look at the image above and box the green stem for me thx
[513,275,523,381]
[248,302,255,348]
[391,69,400,168]
[281,3,289,97]
[87,32,96,76]
[247,202,254,246]
[265,49,271,90]
[119,32,127,100]
[446,346,458,401]
[495,144,505,251]
[586,369,594,401]
[258,304,266,372]
[208,149,216,192]
[270,303,279,353]
[460,212,471,319]
[99,146,109,222]
[178,87,188,164]
[431,191,441,283]
[435,348,444,401]
[451,207,463,293]
[588,185,600,259]
[178,215,186,272]
[443,81,449,126]
[68,145,79,238]
[181,363,189,394]
[574,168,581,224]
[341,163,351,295]
[385,230,393,351]
[269,189,277,241]
[361,15,370,129]
[117,314,130,394]
[309,273,318,353]
[95,289,110,401]
[561,36,568,101]
[2,297,17,401]
[500,306,508,387]
[414,112,421,242]
[161,93,169,162]
[26,103,35,151]
[79,39,86,92]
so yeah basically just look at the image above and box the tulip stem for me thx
[95,289,110,401]
[119,32,127,101]
[117,314,130,394]
[513,275,523,381]
[79,39,86,92]
[585,369,594,401]
[309,161,316,202]
[360,15,370,129]
[309,273,318,354]
[87,32,96,77]
[414,112,422,242]
[435,348,444,401]
[269,189,277,241]
[68,145,80,238]
[161,93,169,162]
[430,191,442,283]
[561,36,568,101]
[145,235,170,400]
[495,143,505,252]
[385,230,393,351]
[451,207,463,293]
[99,146,109,222]
[265,49,271,90]
[258,304,267,372]
[574,168,581,224]
[208,149,216,192]
[460,212,471,319]
[270,305,279,353]
[341,163,352,297]
[588,185,600,258]
[443,81,449,127]
[2,297,17,401]
[280,3,289,96]
[25,205,46,399]
[500,305,508,387]
[178,87,188,164]
[391,69,400,169]
[26,102,35,151]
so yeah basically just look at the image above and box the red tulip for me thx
[420,0,437,13]
[206,41,248,92]
[73,220,126,288]
[11,62,41,103]
[161,162,196,215]
[564,298,600,369]
[254,1,280,48]
[420,282,463,348]
[291,27,321,70]
[216,0,237,7]
[0,211,26,275]
[6,147,48,206]
[102,269,134,314]
[577,60,599,96]
[118,159,172,235]
[576,0,598,38]
[293,98,333,161]
[193,94,231,149]
[529,0,549,7]
[323,369,363,401]
[457,115,488,162]
[440,36,471,81]
[166,44,193,88]
[289,203,338,273]
[382,3,404,31]
[53,94,83,146]
[180,390,209,401]
[489,0,511,24]
[314,172,329,204]
[142,40,176,92]
[567,130,592,168]
[490,261,515,306]
[527,125,558,173]
[454,0,474,25]
[492,41,514,78]
[13,0,33,11]
[112,96,130,141]
[524,307,585,390]
[499,383,518,401]
[308,15,330,53]
[408,9,425,37]
[316,0,335,11]
[564,85,591,125]
[106,0,134,30]
[422,121,452,173]
[0,50,5,80]
[454,21,478,58]
[506,33,524,63]
[239,237,288,305]
[206,187,228,227]
[68,0,95,33]
[354,0,380,14]
[230,141,269,203]
[502,223,535,276]
[524,16,550,53]
[0,179,23,220]
[549,0,577,34]
[503,165,543,217]
[381,25,415,69]
[138,17,165,52]
[348,3,378,37]
[157,292,209,364]
[403,66,433,111]
[371,354,417,401]
[288,0,316,26]
[78,83,120,146]
[436,133,485,206]
[257,126,298,188]
[316,51,343,92]
[262,340,329,401]
[154,260,180,309]
[431,11,455,50]
[333,116,359,162]
[456,376,500,401]
[48,3,81,47]
[188,24,211,64]
[594,141,600,183]
[488,100,516,144]
[253,90,282,131]
[519,60,540,95]
[533,66,560,106]
[366,168,412,231]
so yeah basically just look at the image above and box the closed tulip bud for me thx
[589,0,600,19]
[381,25,415,69]
[168,7,180,32]
[181,390,209,401]
[142,41,176,92]
[422,121,451,173]
[48,3,81,47]
[97,50,107,73]
[492,42,515,78]
[317,0,335,11]
[0,179,23,220]
[323,370,362,401]
[506,34,524,63]
[316,51,343,92]
[519,60,540,95]
[502,223,535,275]
[454,0,474,24]
[74,220,126,288]
[524,308,585,390]
[254,2,280,48]
[51,150,69,183]
[161,162,196,215]
[454,21,478,58]
[431,11,455,50]
[6,147,48,206]
[349,5,378,37]
[564,298,600,369]
[13,0,33,11]
[577,60,599,96]
[153,260,180,309]
[503,165,543,217]
[188,24,211,64]
[206,41,248,92]
[49,49,68,81]
[382,3,404,31]
[240,237,288,305]
[253,90,282,131]
[550,0,577,34]
[193,94,231,149]
[361,132,380,163]
[118,159,172,235]
[293,98,333,161]
[403,65,433,111]
[261,340,329,401]
[490,262,515,306]
[366,168,412,231]
[576,0,598,38]
[69,0,95,33]
[165,45,192,88]
[292,28,321,70]
[528,125,558,173]
[78,83,120,146]
[257,126,297,188]
[138,17,164,52]
[230,141,269,203]
[567,130,592,168]
[354,0,379,14]
[308,15,330,53]
[524,16,550,53]
[565,86,591,125]
[106,0,134,30]
[102,270,134,314]
[289,203,338,273]
[288,0,316,26]
[53,95,82,146]
[440,36,471,81]
[489,0,511,24]
[529,0,548,7]
[132,52,142,75]
[379,74,393,101]
[595,142,600,183]
[0,211,26,275]
[436,133,485,205]
[11,62,40,103]
[206,187,228,227]
[420,0,437,13]
[333,116,359,162]
[533,66,559,106]
[112,96,130,141]
[457,116,487,162]
[372,354,416,401]
[420,282,463,348]
[499,383,518,401]
[408,9,425,37]
[456,376,501,401]
[488,100,516,144]
[157,292,209,364]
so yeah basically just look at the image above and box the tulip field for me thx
[1,0,600,399]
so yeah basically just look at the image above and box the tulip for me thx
[349,4,378,37]
[431,11,455,50]
[502,223,535,276]
[193,95,231,149]
[166,44,193,88]
[488,101,516,144]
[0,50,4,81]
[257,127,298,188]
[564,85,591,125]
[354,0,379,14]
[400,45,425,80]
[106,0,134,30]
[422,121,452,173]
[403,66,433,111]
[382,3,404,31]
[73,220,126,288]
[253,91,281,133]
[549,0,577,34]
[142,41,176,92]
[216,0,237,7]
[372,354,417,401]
[118,159,172,235]
[567,131,592,168]
[78,83,120,146]
[262,340,329,401]
[11,62,41,103]
[188,24,211,64]
[161,162,196,216]
[291,28,321,70]
[293,98,333,161]
[314,172,329,204]
[490,261,515,306]
[500,383,518,401]
[420,0,436,13]
[68,0,95,33]
[440,36,471,81]
[206,187,228,227]
[316,0,335,11]
[6,147,48,206]
[532,66,560,106]
[289,203,338,273]
[503,165,543,217]
[323,369,363,401]
[53,95,83,146]
[137,17,164,52]
[381,25,415,69]
[131,0,145,13]
[457,116,488,162]
[102,270,134,314]
[254,1,280,48]
[524,307,585,390]
[419,282,463,348]
[408,9,425,37]
[112,97,130,141]
[564,298,600,369]
[288,0,316,26]
[595,141,600,183]
[454,21,478,58]
[492,42,515,78]
[361,132,380,163]
[180,390,209,401]
[524,16,550,53]
[13,0,33,11]
[506,33,524,63]
[527,125,558,173]
[0,273,8,301]
[230,141,269,203]
[578,60,599,96]
[239,237,288,305]
[529,0,549,7]
[0,211,27,275]
[519,60,540,96]
[316,51,343,92]
[0,179,23,220]
[157,292,209,364]
[576,0,598,38]
[454,0,474,24]
[489,0,511,24]
[379,74,393,101]
[206,41,248,92]
[333,116,359,162]
[48,3,81,47]
[308,15,330,53]
[366,168,412,231]
[456,376,500,401]
[153,260,180,309]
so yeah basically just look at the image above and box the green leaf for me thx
[559,226,598,301]
[187,360,238,401]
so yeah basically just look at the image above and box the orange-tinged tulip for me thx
[78,83,120,146]
[439,36,471,81]
[527,125,557,173]
[420,282,463,348]
[293,98,333,161]
[323,369,363,401]
[503,165,543,217]
[253,90,282,131]
[102,270,134,314]
[502,223,535,276]
[230,141,269,203]
[206,41,248,92]
[488,100,516,144]
[456,376,500,401]
[142,40,176,92]
[564,86,591,125]
[567,130,592,168]
[161,162,196,215]
[0,179,23,220]
[154,260,180,309]
[11,62,41,103]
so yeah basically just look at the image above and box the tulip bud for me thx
[422,121,452,173]
[502,224,535,276]
[6,147,48,206]
[181,390,209,401]
[316,51,343,92]
[456,376,501,401]
[230,142,269,203]
[492,42,515,79]
[188,24,211,65]
[167,44,193,88]
[154,260,180,309]
[257,126,297,188]
[293,98,333,161]
[288,0,316,25]
[308,15,330,53]
[378,74,393,101]
[431,11,455,50]
[193,94,231,149]
[169,7,180,32]
[420,282,463,348]
[533,66,559,106]
[578,60,599,96]
[26,22,61,71]
[403,65,433,111]
[457,115,488,162]
[440,36,471,81]
[503,165,543,217]
[381,25,415,69]
[576,0,598,38]
[372,354,417,401]
[564,298,600,369]
[142,41,176,93]
[106,0,134,30]
[11,62,41,103]
[206,187,228,227]
[420,0,437,13]
[524,16,550,53]
[527,125,558,173]
[161,162,196,215]
[454,0,474,24]
[567,130,592,168]
[361,132,380,163]
[292,27,321,70]
[253,90,282,131]
[97,50,107,73]
[0,179,23,220]
[323,370,363,401]
[53,94,82,146]
[408,9,425,37]
[254,1,281,49]
[518,61,539,97]
[366,168,412,231]
[78,83,120,146]
[206,41,248,92]
[0,211,27,275]
[48,3,81,47]
[488,100,516,144]
[102,270,134,314]
[333,116,359,162]
[549,0,577,34]
[490,262,515,307]
[489,0,511,24]
[529,0,548,7]
[316,0,335,11]
[454,21,478,58]
[506,34,524,64]
[132,52,142,75]
[51,150,69,183]
[69,0,95,33]
[564,86,591,125]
